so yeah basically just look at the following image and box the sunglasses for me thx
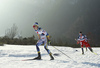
[33,25,38,28]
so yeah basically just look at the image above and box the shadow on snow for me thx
[8,54,47,57]
[82,62,100,67]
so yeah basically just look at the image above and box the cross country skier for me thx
[77,31,95,55]
[33,22,54,60]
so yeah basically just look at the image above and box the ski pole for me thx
[52,46,72,59]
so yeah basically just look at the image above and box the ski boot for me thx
[50,53,54,60]
[82,52,84,55]
[34,53,41,60]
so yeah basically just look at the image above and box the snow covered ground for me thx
[0,44,100,68]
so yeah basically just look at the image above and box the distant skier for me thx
[33,22,54,60]
[76,31,96,55]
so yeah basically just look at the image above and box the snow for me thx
[0,44,100,68]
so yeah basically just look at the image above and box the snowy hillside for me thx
[0,44,100,68]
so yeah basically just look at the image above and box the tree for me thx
[5,24,18,39]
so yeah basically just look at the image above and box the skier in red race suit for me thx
[77,31,95,55]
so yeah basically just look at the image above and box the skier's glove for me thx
[48,40,51,45]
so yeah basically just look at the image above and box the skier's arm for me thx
[75,39,80,44]
[37,34,40,39]
[77,36,80,44]
[46,32,50,40]
[47,35,50,41]
[46,33,51,45]
[47,35,51,45]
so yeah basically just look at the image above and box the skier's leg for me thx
[88,47,93,52]
[85,42,93,52]
[80,42,84,54]
[86,47,88,51]
[84,42,88,51]
[85,42,97,54]
[44,41,54,60]
[34,40,43,59]
[44,45,50,54]
[36,43,40,53]
[81,47,84,54]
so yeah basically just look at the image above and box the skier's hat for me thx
[79,31,82,33]
[33,22,38,28]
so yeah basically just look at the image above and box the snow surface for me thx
[0,44,100,68]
